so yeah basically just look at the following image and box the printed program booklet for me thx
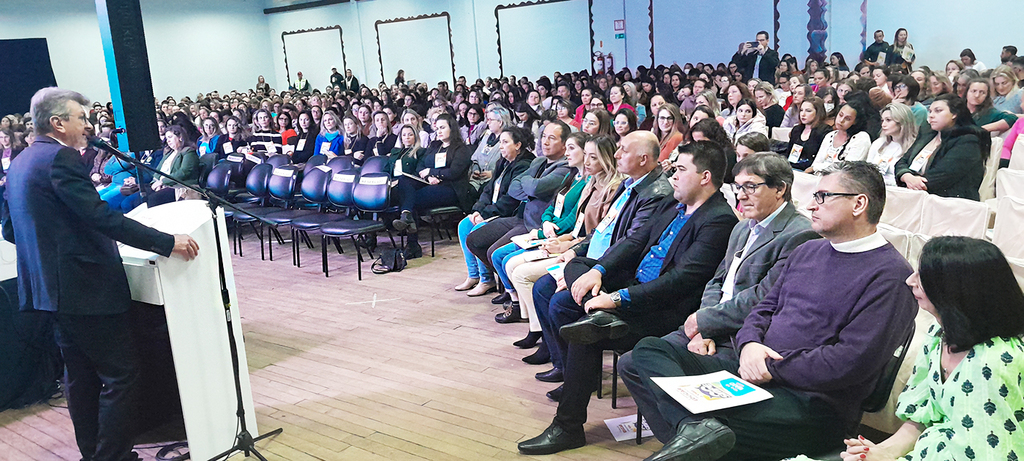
[651,371,772,414]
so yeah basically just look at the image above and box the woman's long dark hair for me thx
[435,113,465,150]
[919,236,1024,352]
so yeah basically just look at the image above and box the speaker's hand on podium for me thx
[172,234,200,261]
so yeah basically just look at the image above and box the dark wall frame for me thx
[375,12,456,86]
[495,0,595,77]
[281,25,347,89]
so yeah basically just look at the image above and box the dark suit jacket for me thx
[894,124,988,200]
[2,136,174,315]
[735,49,781,84]
[694,203,819,348]
[571,166,673,257]
[573,191,737,337]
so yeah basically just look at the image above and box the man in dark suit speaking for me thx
[2,87,199,461]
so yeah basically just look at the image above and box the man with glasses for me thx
[624,161,916,461]
[518,140,737,455]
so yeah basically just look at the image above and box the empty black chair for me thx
[264,165,334,266]
[326,155,356,173]
[303,154,329,175]
[319,172,396,280]
[205,162,233,197]
[360,155,389,174]
[266,154,291,168]
[232,163,274,258]
[252,165,303,261]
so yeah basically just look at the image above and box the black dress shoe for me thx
[643,418,736,461]
[491,291,511,305]
[518,423,586,455]
[546,384,563,401]
[513,331,543,348]
[559,310,630,345]
[522,343,551,365]
[494,302,524,323]
[392,210,417,233]
[535,367,563,382]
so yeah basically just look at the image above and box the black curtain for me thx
[0,38,58,117]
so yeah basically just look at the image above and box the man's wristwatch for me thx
[608,291,622,307]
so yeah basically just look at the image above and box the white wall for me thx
[0,0,274,103]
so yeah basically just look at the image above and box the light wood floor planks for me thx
[0,230,661,460]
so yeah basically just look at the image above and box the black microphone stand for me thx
[90,139,283,460]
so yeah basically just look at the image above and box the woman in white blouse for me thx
[867,103,919,186]
[807,101,872,173]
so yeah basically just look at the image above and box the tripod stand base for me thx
[208,427,283,461]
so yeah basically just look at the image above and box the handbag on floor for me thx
[371,248,407,274]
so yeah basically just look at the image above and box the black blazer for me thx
[2,136,174,315]
[894,124,988,201]
[579,192,737,337]
[473,151,534,218]
[417,141,476,212]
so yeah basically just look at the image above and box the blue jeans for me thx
[491,242,528,292]
[458,216,493,283]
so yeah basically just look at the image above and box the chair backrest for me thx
[861,322,915,414]
[360,155,389,175]
[300,165,333,204]
[1011,137,1024,170]
[267,165,301,202]
[879,186,929,233]
[326,169,359,208]
[245,163,274,198]
[1007,256,1024,291]
[303,154,328,174]
[353,172,391,212]
[266,154,291,168]
[205,162,233,196]
[789,171,819,213]
[920,195,989,238]
[227,152,265,188]
[993,196,1024,259]
[197,152,218,188]
[326,155,355,173]
[996,168,1024,200]
[771,126,792,143]
[979,136,1003,201]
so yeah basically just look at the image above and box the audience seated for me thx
[392,114,473,258]
[733,132,769,162]
[580,108,613,138]
[652,103,685,162]
[780,84,812,128]
[465,122,573,295]
[287,111,319,163]
[965,78,1018,135]
[249,108,283,155]
[867,102,919,186]
[490,132,588,322]
[786,96,832,170]
[468,105,513,190]
[627,161,917,460]
[895,94,989,200]
[213,115,250,159]
[808,101,872,173]
[518,139,737,456]
[753,82,784,134]
[508,135,623,353]
[455,126,535,293]
[365,110,398,159]
[1000,94,1024,168]
[123,125,199,211]
[842,237,1024,461]
[619,152,819,452]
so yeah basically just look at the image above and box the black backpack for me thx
[371,248,407,274]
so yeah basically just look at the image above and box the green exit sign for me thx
[615,33,625,39]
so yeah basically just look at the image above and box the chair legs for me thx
[612,352,619,409]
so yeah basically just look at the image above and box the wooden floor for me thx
[0,230,662,460]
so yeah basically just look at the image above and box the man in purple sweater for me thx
[629,161,917,461]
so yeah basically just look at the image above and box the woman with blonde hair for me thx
[693,89,721,117]
[867,103,919,185]
[990,65,1022,113]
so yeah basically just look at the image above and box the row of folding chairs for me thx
[206,153,398,279]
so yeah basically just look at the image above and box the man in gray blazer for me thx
[618,152,819,443]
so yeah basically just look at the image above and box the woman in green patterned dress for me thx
[842,236,1024,461]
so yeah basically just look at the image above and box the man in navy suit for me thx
[2,87,199,461]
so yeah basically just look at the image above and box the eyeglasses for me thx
[732,182,767,195]
[894,84,908,91]
[812,191,861,204]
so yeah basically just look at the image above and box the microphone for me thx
[111,127,126,135]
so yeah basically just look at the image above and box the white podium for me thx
[122,200,258,461]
